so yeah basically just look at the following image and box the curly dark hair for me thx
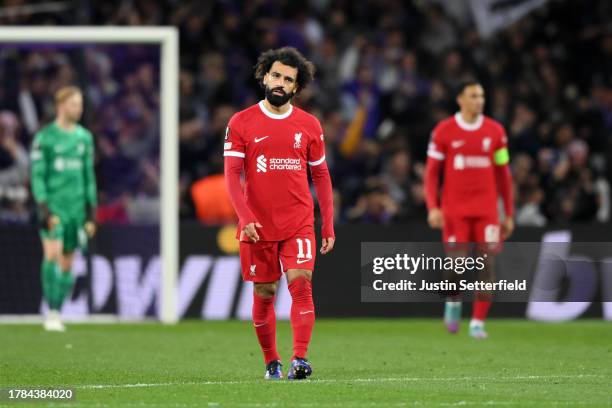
[254,47,315,93]
[455,79,482,97]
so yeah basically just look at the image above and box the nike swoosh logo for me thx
[254,322,266,327]
[296,258,311,264]
[254,136,269,143]
[299,311,314,315]
[451,141,465,148]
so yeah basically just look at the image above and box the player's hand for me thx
[39,203,59,231]
[243,222,263,243]
[320,237,335,254]
[84,221,97,238]
[427,208,444,229]
[501,217,514,240]
[48,215,60,231]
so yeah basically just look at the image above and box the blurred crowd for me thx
[0,0,611,226]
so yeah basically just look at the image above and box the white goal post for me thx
[0,27,179,324]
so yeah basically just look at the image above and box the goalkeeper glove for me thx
[84,205,97,237]
[38,203,59,231]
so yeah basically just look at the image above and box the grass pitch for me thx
[1,319,611,407]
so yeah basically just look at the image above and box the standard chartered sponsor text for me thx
[269,157,301,171]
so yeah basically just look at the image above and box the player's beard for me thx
[265,86,293,107]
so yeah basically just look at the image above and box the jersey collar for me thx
[258,100,293,119]
[454,112,483,131]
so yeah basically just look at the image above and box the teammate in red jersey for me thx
[424,80,514,339]
[224,47,335,379]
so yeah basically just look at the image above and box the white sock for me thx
[470,319,484,328]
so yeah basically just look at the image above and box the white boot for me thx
[44,310,65,332]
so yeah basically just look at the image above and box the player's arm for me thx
[493,134,514,239]
[424,128,445,229]
[310,160,335,254]
[30,135,57,230]
[223,120,260,242]
[308,126,335,254]
[83,132,98,237]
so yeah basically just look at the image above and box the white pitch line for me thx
[76,374,606,389]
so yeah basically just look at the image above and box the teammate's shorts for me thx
[443,215,502,253]
[39,216,86,253]
[239,225,316,282]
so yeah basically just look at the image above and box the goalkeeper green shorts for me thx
[39,217,86,253]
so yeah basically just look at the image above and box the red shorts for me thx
[239,226,316,282]
[443,215,502,252]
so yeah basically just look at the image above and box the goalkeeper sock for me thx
[41,260,59,310]
[288,277,315,360]
[252,293,280,364]
[56,271,75,310]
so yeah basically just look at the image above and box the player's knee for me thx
[44,252,59,263]
[59,261,72,273]
[59,253,75,272]
[43,244,61,262]
[287,269,312,283]
[254,283,277,298]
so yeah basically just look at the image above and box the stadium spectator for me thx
[346,177,398,224]
[513,153,547,227]
[0,111,29,223]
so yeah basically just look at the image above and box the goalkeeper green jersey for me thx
[31,122,97,220]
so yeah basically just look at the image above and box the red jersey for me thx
[427,113,508,217]
[224,101,327,241]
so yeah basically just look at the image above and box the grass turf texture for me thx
[1,319,611,407]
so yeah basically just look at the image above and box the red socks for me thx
[252,277,315,364]
[288,277,315,359]
[252,293,280,364]
[472,293,492,321]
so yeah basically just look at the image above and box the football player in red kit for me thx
[424,80,514,339]
[224,47,335,379]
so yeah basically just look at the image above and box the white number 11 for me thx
[296,238,312,259]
